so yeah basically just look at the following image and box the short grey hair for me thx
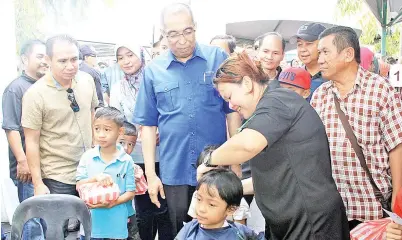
[210,35,236,53]
[160,3,195,29]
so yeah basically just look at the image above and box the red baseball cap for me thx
[278,67,311,90]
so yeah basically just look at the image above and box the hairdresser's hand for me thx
[147,174,165,208]
[197,164,215,181]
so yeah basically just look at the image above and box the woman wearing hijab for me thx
[197,51,350,240]
[110,44,173,240]
[360,47,379,74]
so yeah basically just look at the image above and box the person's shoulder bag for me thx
[333,93,392,217]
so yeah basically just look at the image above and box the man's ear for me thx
[343,47,355,63]
[21,55,28,66]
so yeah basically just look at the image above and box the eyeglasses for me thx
[67,88,80,112]
[165,27,196,43]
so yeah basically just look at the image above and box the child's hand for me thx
[86,201,110,209]
[386,222,402,239]
[95,174,113,187]
[86,199,118,209]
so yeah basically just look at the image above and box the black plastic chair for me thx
[10,194,91,240]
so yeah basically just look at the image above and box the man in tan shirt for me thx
[22,34,98,197]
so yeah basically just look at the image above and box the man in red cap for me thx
[278,67,311,99]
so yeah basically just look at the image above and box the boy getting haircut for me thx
[178,168,264,239]
[197,168,243,208]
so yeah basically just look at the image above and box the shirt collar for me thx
[311,71,322,80]
[45,73,77,90]
[21,71,38,83]
[163,43,206,69]
[92,144,131,163]
[326,65,365,95]
[303,65,322,79]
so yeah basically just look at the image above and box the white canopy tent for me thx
[226,20,362,51]
[364,0,402,55]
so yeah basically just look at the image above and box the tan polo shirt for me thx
[22,71,98,184]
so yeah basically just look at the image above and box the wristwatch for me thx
[203,150,218,168]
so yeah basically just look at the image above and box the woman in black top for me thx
[197,52,349,240]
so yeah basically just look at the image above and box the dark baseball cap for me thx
[290,23,326,44]
[80,45,97,58]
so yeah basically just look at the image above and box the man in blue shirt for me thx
[290,23,327,102]
[133,3,241,236]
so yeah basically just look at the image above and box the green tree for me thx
[336,0,401,56]
[14,0,46,53]
[14,0,112,53]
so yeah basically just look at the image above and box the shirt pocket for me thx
[199,71,221,106]
[155,81,180,112]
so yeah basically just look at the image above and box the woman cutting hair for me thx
[197,51,350,239]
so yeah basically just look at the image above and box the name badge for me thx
[389,64,402,88]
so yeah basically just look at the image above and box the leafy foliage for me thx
[14,0,109,54]
[336,0,401,56]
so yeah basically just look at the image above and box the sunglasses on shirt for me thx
[67,88,80,112]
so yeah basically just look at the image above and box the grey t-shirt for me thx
[2,72,36,180]
[245,88,349,239]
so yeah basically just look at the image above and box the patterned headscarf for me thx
[114,43,145,119]
[360,47,374,71]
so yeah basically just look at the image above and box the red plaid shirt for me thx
[311,66,402,221]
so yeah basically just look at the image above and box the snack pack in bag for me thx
[350,218,391,240]
[134,164,148,195]
[393,187,402,217]
[77,182,120,205]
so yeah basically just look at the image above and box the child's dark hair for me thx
[94,107,125,127]
[197,168,243,207]
[123,121,137,136]
[196,145,220,167]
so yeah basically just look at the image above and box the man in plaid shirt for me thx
[311,26,402,230]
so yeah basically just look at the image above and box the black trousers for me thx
[135,163,174,240]
[163,185,196,237]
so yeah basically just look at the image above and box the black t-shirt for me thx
[245,88,349,240]
[2,72,36,180]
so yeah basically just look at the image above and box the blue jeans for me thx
[12,180,46,240]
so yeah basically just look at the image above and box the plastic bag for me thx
[134,164,148,195]
[393,188,402,217]
[77,182,120,205]
[350,218,391,240]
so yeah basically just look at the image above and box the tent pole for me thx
[381,0,387,56]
